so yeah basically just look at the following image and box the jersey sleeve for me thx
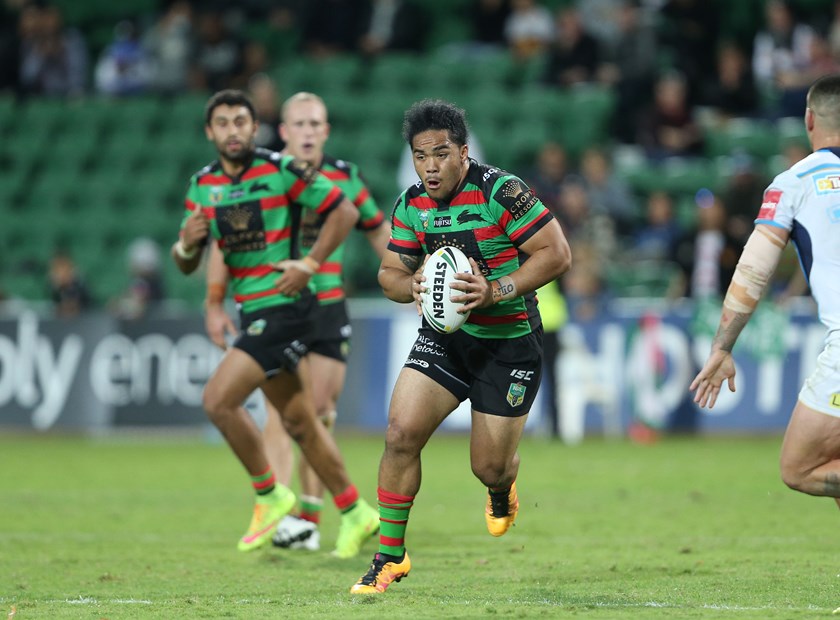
[488,174,555,246]
[283,156,346,216]
[755,169,802,232]
[351,167,385,231]
[387,191,422,256]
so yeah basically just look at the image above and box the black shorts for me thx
[235,296,315,377]
[403,325,543,417]
[309,300,351,362]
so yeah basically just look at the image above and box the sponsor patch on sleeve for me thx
[494,178,538,220]
[757,188,782,220]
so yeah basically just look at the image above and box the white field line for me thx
[0,597,831,613]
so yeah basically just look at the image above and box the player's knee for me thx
[470,460,509,488]
[201,385,227,423]
[383,421,421,457]
[279,409,312,443]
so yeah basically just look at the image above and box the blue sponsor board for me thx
[557,306,823,435]
[0,300,825,436]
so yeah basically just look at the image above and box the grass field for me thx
[1,431,839,619]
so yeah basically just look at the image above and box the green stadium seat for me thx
[479,131,519,173]
[606,260,680,298]
[104,98,165,137]
[272,61,310,96]
[3,208,67,267]
[563,86,615,130]
[342,229,381,295]
[3,132,50,180]
[14,99,67,136]
[0,95,17,138]
[324,93,365,128]
[51,127,102,162]
[506,118,552,171]
[365,54,425,95]
[3,270,50,302]
[52,0,157,30]
[620,165,666,195]
[659,158,720,195]
[463,85,520,130]
[244,21,300,62]
[675,194,700,230]
[704,118,780,160]
[776,116,808,147]
[158,94,209,132]
[427,49,517,91]
[293,55,366,96]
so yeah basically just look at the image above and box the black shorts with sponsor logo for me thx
[403,325,543,417]
[310,300,351,362]
[235,294,315,377]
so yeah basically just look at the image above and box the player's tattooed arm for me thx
[399,253,422,272]
[491,275,516,303]
[712,310,750,353]
[378,250,424,304]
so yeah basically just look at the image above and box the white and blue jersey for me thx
[756,147,840,345]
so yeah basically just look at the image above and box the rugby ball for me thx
[420,246,472,333]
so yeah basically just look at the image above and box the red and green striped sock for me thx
[250,466,276,496]
[378,487,414,558]
[299,495,323,524]
[333,484,359,514]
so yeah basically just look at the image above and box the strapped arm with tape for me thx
[691,223,791,409]
[714,224,788,352]
[723,226,787,314]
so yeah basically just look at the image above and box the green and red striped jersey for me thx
[180,148,345,313]
[389,160,555,339]
[298,154,384,304]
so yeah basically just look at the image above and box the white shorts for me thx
[799,343,840,417]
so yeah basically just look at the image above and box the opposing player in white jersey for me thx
[692,73,840,503]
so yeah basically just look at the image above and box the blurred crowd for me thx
[0,0,830,318]
[46,237,166,320]
[3,0,834,117]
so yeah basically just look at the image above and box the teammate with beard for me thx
[172,89,378,553]
[204,91,388,557]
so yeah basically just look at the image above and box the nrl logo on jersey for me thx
[815,173,840,194]
[209,186,225,204]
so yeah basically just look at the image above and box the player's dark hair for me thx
[807,74,840,130]
[204,89,256,125]
[808,74,840,106]
[402,99,468,147]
